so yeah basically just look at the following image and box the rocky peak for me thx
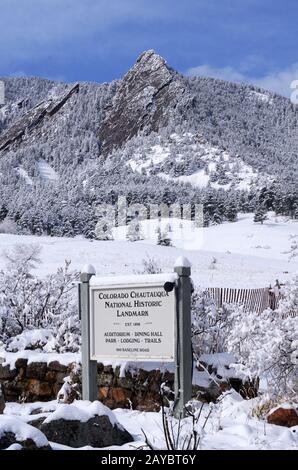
[0,83,79,152]
[99,50,189,155]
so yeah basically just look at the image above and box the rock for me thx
[111,387,132,407]
[45,371,58,383]
[26,362,48,380]
[267,407,298,428]
[48,361,68,373]
[36,402,133,448]
[15,358,28,370]
[98,387,109,400]
[98,372,114,387]
[99,50,192,155]
[28,379,52,398]
[0,416,51,450]
[0,83,79,151]
[0,365,17,380]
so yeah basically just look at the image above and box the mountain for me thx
[99,50,193,155]
[0,50,297,237]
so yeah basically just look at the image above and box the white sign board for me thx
[90,282,175,361]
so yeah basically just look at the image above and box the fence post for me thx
[79,265,98,401]
[173,257,193,419]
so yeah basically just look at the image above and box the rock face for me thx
[99,50,192,155]
[32,403,133,448]
[267,407,298,428]
[0,83,79,151]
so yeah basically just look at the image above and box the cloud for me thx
[186,63,298,98]
[186,65,247,83]
[254,64,298,97]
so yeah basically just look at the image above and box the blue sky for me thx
[0,0,297,96]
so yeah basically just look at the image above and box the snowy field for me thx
[0,213,297,288]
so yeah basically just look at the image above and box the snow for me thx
[199,352,243,380]
[2,386,298,450]
[6,329,54,352]
[81,264,96,275]
[0,212,297,288]
[127,144,170,173]
[174,256,191,268]
[5,443,23,450]
[0,416,49,448]
[2,351,80,370]
[3,392,297,450]
[126,133,268,191]
[90,272,178,287]
[43,401,117,425]
[159,160,261,191]
[159,169,210,189]
[251,90,272,104]
[16,167,33,186]
[38,159,58,181]
[200,352,235,368]
[106,391,298,450]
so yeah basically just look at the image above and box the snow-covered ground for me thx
[0,213,297,288]
[3,392,297,450]
[1,212,297,451]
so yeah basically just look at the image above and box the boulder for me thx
[267,407,298,428]
[35,401,133,448]
[0,416,51,450]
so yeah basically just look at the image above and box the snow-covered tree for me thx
[191,288,233,356]
[254,205,268,224]
[0,244,80,352]
[227,276,298,397]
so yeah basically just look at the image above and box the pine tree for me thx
[226,201,238,222]
[254,205,268,224]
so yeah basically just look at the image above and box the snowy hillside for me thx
[126,133,269,191]
[0,50,297,239]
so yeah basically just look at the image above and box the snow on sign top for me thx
[89,272,178,287]
[174,256,191,268]
[81,264,96,275]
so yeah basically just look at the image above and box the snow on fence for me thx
[206,287,275,314]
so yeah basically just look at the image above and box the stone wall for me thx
[0,357,257,411]
[0,359,187,411]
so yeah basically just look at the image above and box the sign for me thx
[90,282,175,361]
